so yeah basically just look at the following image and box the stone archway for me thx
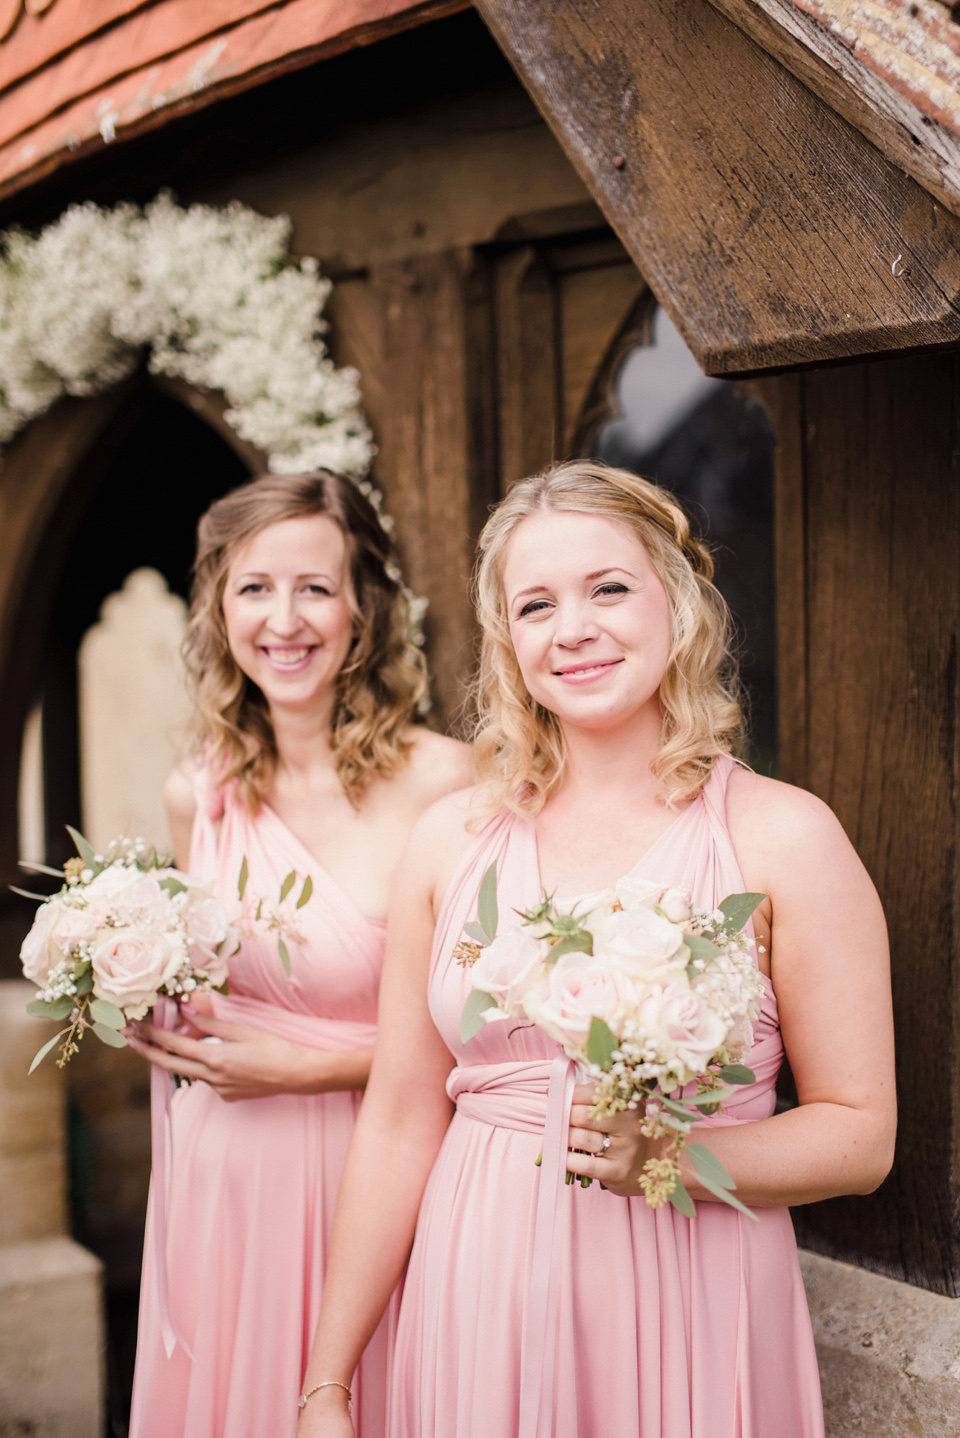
[0,375,257,974]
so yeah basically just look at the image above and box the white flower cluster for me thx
[465,876,762,1092]
[21,839,236,1065]
[0,193,374,477]
[0,193,429,658]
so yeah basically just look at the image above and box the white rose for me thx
[591,905,688,981]
[90,927,185,1020]
[555,888,618,924]
[638,982,728,1076]
[523,951,632,1053]
[470,927,546,1014]
[658,886,693,923]
[20,899,68,985]
[613,877,665,909]
[82,865,167,928]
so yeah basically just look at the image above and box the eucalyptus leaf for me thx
[717,892,766,933]
[686,1142,735,1189]
[460,988,499,1043]
[660,1096,699,1123]
[279,870,297,904]
[719,1063,755,1086]
[65,825,97,870]
[28,1031,65,1073]
[477,863,499,943]
[75,968,94,996]
[93,1021,128,1049]
[686,1086,734,1108]
[278,939,291,977]
[159,876,187,897]
[18,860,66,878]
[585,1015,618,1068]
[683,933,722,962]
[544,931,593,963]
[463,922,489,945]
[693,1168,758,1220]
[27,995,73,1019]
[237,855,249,901]
[90,998,126,1030]
[668,1178,696,1218]
[296,875,313,910]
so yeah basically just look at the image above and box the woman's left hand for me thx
[125,996,325,1102]
[565,1082,656,1196]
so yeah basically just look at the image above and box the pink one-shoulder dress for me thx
[130,771,398,1438]
[390,754,824,1438]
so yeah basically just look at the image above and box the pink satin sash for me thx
[150,994,377,1359]
[447,1053,579,1438]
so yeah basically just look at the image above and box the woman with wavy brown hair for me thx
[126,469,472,1438]
[300,458,895,1438]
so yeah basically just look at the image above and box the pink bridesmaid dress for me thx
[130,769,397,1437]
[391,754,824,1438]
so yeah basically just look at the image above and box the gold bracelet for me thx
[298,1380,352,1412]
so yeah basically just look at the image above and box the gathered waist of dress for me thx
[447,1045,780,1134]
[210,991,377,1051]
[447,1060,558,1135]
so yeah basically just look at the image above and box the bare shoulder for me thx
[163,762,198,827]
[404,727,475,803]
[725,764,874,894]
[400,782,483,913]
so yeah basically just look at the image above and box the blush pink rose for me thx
[638,982,728,1077]
[90,927,184,1019]
[591,905,688,981]
[524,952,632,1052]
[20,899,68,985]
[470,927,546,1015]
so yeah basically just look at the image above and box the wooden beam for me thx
[368,249,499,727]
[474,0,960,375]
[707,0,960,223]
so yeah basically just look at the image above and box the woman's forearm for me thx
[299,1084,453,1419]
[679,1098,896,1208]
[308,1046,373,1094]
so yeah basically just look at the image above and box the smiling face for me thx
[502,508,673,737]
[221,514,355,721]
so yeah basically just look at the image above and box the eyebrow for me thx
[232,571,338,583]
[509,567,636,601]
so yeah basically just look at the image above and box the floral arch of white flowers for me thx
[0,191,427,650]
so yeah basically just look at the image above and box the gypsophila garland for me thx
[0,192,428,651]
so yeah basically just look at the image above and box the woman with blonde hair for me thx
[299,458,895,1438]
[126,469,472,1438]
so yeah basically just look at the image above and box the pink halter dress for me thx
[389,754,824,1438]
[130,768,398,1437]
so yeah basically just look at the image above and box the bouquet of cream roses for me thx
[457,867,765,1217]
[19,828,236,1072]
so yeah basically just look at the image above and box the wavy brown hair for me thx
[473,459,744,815]
[184,470,427,806]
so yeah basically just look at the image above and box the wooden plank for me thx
[554,256,647,453]
[708,0,960,223]
[370,250,499,727]
[494,246,561,488]
[474,0,960,375]
[774,353,960,1293]
[754,373,808,784]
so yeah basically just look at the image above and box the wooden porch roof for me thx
[0,0,468,203]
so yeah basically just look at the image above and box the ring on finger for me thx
[598,1133,611,1157]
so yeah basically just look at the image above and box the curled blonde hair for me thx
[473,459,744,815]
[184,470,427,806]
